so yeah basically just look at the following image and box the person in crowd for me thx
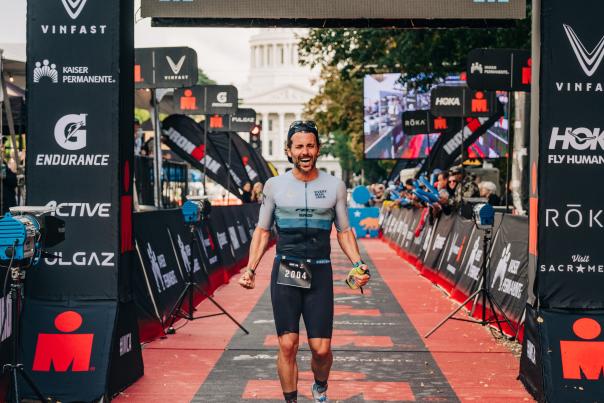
[241,181,253,203]
[446,172,458,201]
[251,182,264,203]
[134,118,144,156]
[479,181,501,206]
[238,120,370,403]
[370,183,386,207]
[436,171,449,191]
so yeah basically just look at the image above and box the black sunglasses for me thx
[289,120,317,130]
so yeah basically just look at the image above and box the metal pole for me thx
[203,117,208,196]
[1,55,22,198]
[226,132,232,206]
[504,92,513,209]
[151,88,163,208]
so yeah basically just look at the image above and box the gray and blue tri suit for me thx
[257,170,350,338]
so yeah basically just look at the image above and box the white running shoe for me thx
[311,383,329,402]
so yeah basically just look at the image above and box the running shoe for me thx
[311,383,329,402]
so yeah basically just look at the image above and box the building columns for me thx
[279,113,286,159]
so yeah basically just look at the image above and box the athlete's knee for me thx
[310,344,332,362]
[278,334,299,360]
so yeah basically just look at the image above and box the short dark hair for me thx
[439,172,449,179]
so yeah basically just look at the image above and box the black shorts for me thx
[270,257,334,339]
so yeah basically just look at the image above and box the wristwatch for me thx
[246,267,256,276]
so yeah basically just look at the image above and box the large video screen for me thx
[363,73,509,160]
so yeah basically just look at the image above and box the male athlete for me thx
[238,121,370,403]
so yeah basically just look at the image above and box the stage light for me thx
[181,196,211,224]
[0,206,65,264]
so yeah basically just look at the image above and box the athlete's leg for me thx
[308,337,333,383]
[277,332,300,394]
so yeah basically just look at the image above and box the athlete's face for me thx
[287,132,320,173]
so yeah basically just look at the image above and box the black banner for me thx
[402,110,429,135]
[464,89,500,118]
[135,47,198,89]
[206,131,251,193]
[423,214,455,272]
[230,108,257,132]
[487,215,529,323]
[161,114,242,196]
[231,132,270,184]
[208,206,237,269]
[430,86,466,117]
[174,86,205,114]
[537,0,604,309]
[525,308,604,401]
[437,217,474,287]
[204,85,238,115]
[424,114,502,172]
[467,48,532,92]
[207,114,231,132]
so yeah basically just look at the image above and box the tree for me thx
[197,68,216,85]
[299,9,531,183]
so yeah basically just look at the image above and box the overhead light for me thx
[8,74,14,83]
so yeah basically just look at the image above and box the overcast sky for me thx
[0,0,255,86]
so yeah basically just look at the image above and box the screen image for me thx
[364,73,509,160]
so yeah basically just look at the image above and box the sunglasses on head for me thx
[289,120,317,130]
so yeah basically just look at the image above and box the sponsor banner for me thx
[520,308,604,401]
[467,48,532,92]
[204,131,251,193]
[402,110,429,136]
[161,114,242,196]
[21,300,117,401]
[207,114,231,132]
[230,108,257,132]
[208,207,238,269]
[231,132,270,184]
[134,47,197,89]
[430,86,466,117]
[487,215,528,323]
[132,210,188,325]
[141,0,526,21]
[464,89,501,118]
[519,305,545,402]
[349,207,380,239]
[204,85,238,115]
[173,85,205,114]
[537,0,604,308]
[422,214,456,272]
[436,216,474,286]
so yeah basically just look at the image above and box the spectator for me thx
[241,182,253,203]
[436,171,449,191]
[251,182,264,203]
[2,161,17,215]
[479,181,501,206]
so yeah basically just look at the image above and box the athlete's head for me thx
[286,120,321,173]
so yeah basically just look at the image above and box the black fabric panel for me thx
[436,216,474,285]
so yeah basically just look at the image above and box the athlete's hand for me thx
[238,269,256,289]
[354,264,371,288]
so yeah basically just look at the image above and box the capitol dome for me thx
[241,29,341,179]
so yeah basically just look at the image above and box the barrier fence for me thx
[132,204,264,342]
[381,207,529,337]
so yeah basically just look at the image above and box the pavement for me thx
[114,237,532,402]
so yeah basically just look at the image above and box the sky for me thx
[0,0,256,86]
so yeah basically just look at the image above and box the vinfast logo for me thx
[556,25,604,93]
[32,311,93,372]
[564,24,604,78]
[45,252,115,267]
[45,201,111,218]
[166,56,185,75]
[61,0,88,20]
[40,1,106,36]
[55,114,87,150]
[434,97,461,106]
[547,127,604,165]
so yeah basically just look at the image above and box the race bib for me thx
[277,258,312,289]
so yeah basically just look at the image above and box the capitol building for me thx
[240,29,341,178]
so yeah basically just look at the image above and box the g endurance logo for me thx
[557,24,604,92]
[35,114,110,167]
[212,91,234,108]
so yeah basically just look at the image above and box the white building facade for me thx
[240,29,342,178]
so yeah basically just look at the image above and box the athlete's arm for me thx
[239,179,275,289]
[334,181,370,287]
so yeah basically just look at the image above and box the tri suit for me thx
[257,170,350,338]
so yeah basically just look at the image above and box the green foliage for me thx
[197,68,217,85]
[299,8,531,183]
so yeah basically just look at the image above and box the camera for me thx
[472,203,495,230]
[0,207,65,264]
[182,196,212,224]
